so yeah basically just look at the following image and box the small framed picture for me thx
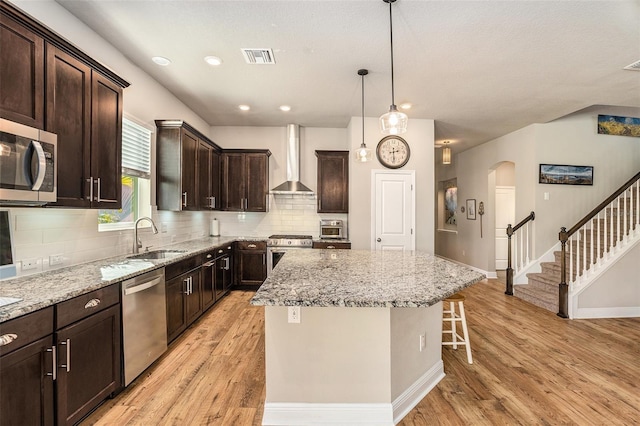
[539,164,594,185]
[466,199,476,220]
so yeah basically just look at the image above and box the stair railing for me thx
[505,211,535,296]
[558,171,640,318]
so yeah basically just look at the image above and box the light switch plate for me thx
[288,306,301,323]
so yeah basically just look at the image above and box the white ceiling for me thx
[56,0,640,153]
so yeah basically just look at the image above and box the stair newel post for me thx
[506,223,514,295]
[558,227,569,318]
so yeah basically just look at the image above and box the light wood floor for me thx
[82,279,640,425]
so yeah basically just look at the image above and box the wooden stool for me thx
[442,293,473,364]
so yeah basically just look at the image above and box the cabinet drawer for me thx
[0,306,54,356]
[56,284,119,329]
[236,241,266,250]
[166,255,200,280]
[312,241,351,249]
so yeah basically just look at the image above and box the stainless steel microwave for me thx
[320,219,344,239]
[0,119,57,205]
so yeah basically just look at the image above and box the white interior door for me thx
[372,170,415,251]
[495,186,515,269]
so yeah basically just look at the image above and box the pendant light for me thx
[354,69,373,163]
[442,141,451,165]
[380,0,407,135]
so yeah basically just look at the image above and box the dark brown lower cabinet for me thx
[0,335,55,425]
[166,267,202,343]
[55,304,121,425]
[235,241,267,288]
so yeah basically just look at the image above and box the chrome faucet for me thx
[133,217,159,254]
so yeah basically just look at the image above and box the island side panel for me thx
[390,303,445,413]
[264,306,391,403]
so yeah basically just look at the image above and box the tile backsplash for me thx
[7,194,346,277]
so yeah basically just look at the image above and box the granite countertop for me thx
[0,235,267,322]
[250,249,485,308]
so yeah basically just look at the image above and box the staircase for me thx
[512,172,640,316]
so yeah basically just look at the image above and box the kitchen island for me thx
[251,249,485,426]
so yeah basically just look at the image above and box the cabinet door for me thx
[46,44,92,207]
[91,73,123,209]
[211,150,221,210]
[201,259,216,310]
[317,151,349,213]
[166,274,187,343]
[0,14,44,128]
[181,129,198,210]
[0,336,55,426]
[221,153,246,211]
[56,304,121,426]
[245,153,269,212]
[185,270,202,326]
[239,250,267,286]
[197,141,212,209]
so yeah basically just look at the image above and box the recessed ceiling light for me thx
[204,56,222,66]
[239,105,250,111]
[279,105,291,112]
[399,103,412,110]
[152,56,171,66]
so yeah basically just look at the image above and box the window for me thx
[99,117,152,231]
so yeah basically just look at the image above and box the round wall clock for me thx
[376,136,410,169]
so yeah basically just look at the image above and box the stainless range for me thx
[267,234,312,274]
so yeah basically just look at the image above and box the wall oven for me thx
[0,119,57,205]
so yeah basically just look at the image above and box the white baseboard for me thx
[392,361,445,424]
[572,306,640,319]
[261,362,446,425]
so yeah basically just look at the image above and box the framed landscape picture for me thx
[597,115,640,137]
[539,164,594,185]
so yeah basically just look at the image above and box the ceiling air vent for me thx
[242,48,275,64]
[623,60,640,71]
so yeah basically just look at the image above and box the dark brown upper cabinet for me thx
[316,150,349,213]
[0,12,44,128]
[156,120,222,211]
[1,2,129,208]
[221,150,271,212]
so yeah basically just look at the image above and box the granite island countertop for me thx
[0,235,267,322]
[250,249,485,308]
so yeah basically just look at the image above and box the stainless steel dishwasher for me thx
[121,267,167,386]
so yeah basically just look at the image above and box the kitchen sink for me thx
[128,249,186,260]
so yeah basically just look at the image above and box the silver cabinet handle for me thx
[30,140,47,190]
[84,298,100,309]
[218,249,223,254]
[212,196,216,209]
[206,254,212,259]
[189,276,193,294]
[327,245,335,249]
[0,333,18,346]
[46,346,57,381]
[248,244,257,248]
[60,339,70,372]
[227,246,231,250]
[377,238,382,242]
[223,257,230,270]
[183,277,190,295]
[182,192,188,207]
[95,177,102,202]
[86,177,94,201]
[263,253,266,264]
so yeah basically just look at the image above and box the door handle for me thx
[182,192,188,207]
[377,238,382,242]
[86,177,94,201]
[30,140,47,190]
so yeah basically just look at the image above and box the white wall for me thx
[436,106,640,274]
[349,117,435,252]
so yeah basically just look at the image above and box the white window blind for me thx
[122,118,152,178]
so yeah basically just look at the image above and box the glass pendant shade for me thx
[380,105,408,135]
[354,142,372,162]
[442,145,451,164]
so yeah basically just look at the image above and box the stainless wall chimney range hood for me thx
[270,124,314,195]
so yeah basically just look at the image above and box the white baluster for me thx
[569,234,574,283]
[596,211,601,266]
[525,222,530,265]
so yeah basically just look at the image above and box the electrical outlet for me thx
[22,258,39,271]
[419,333,426,352]
[49,254,64,266]
[288,306,301,323]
